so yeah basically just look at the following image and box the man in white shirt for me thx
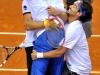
[31,1,92,75]
[22,1,35,75]
[22,0,60,75]
[62,0,93,75]
[22,0,66,75]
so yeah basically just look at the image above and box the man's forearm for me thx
[58,11,68,22]
[23,13,45,30]
[25,20,45,30]
[43,46,67,58]
[47,6,67,22]
[31,47,68,60]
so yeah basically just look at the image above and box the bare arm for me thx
[23,13,60,30]
[47,0,68,22]
[43,46,67,58]
[47,6,67,22]
[23,13,45,30]
[31,46,68,60]
[57,11,68,22]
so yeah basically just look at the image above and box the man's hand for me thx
[47,6,61,16]
[44,19,59,29]
[31,50,37,60]
[48,19,59,29]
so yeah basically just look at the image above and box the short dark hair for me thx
[67,0,93,5]
[79,2,93,23]
[67,0,77,5]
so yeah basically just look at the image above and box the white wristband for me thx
[36,52,44,58]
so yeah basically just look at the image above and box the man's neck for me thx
[68,15,79,23]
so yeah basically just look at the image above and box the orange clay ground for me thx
[0,0,100,75]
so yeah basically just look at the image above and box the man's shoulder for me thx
[69,20,82,28]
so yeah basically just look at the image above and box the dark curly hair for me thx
[79,2,93,23]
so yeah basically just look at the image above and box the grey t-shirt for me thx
[82,21,92,38]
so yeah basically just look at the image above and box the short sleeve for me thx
[22,0,31,14]
[62,23,82,49]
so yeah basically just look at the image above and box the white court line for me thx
[0,68,100,74]
[0,68,27,71]
[0,32,100,37]
[0,32,99,73]
[0,32,25,35]
[91,71,100,74]
[91,35,100,37]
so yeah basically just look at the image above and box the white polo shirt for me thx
[22,0,36,47]
[22,0,65,47]
[62,20,91,75]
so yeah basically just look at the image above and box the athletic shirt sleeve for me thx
[62,21,83,49]
[22,0,31,14]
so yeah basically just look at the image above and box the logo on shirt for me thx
[23,5,27,10]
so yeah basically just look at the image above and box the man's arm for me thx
[23,13,45,30]
[47,6,68,22]
[43,46,67,58]
[31,46,68,60]
[23,13,61,30]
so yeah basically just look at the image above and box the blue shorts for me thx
[31,31,64,75]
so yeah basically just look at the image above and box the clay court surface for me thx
[0,0,100,75]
